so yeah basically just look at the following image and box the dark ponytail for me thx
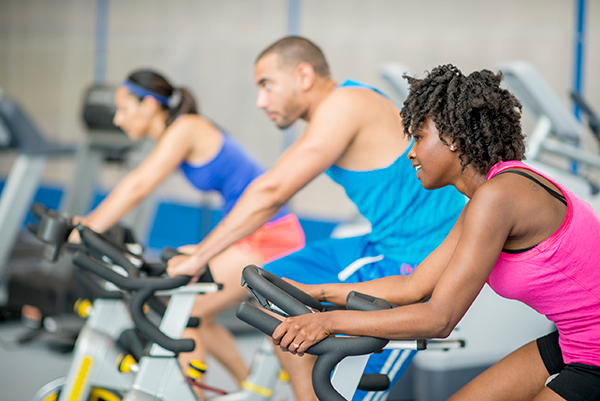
[125,69,199,126]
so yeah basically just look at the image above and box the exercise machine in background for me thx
[0,91,74,305]
[0,85,155,348]
[498,60,600,212]
[61,85,156,238]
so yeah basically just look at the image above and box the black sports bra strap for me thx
[494,170,567,206]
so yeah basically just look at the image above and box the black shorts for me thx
[537,331,600,401]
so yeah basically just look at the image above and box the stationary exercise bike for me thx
[28,204,291,401]
[237,265,465,401]
[28,204,187,401]
[65,229,287,401]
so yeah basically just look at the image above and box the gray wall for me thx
[1,0,599,220]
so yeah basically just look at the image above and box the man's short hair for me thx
[256,36,330,78]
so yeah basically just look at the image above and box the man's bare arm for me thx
[168,92,365,276]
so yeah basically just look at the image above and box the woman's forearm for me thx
[84,176,149,233]
[325,302,451,340]
[272,301,454,356]
[315,274,427,307]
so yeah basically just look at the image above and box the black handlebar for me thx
[78,226,140,278]
[72,252,195,353]
[346,291,397,311]
[128,279,196,354]
[72,266,123,300]
[236,302,281,336]
[237,265,389,401]
[161,247,183,262]
[241,264,324,316]
[28,204,200,353]
[27,203,73,262]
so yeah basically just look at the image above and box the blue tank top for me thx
[325,80,465,264]
[180,131,289,220]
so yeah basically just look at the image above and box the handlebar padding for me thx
[73,252,197,353]
[129,285,195,354]
[160,247,182,262]
[117,328,145,361]
[73,252,138,291]
[242,265,323,316]
[346,291,397,311]
[79,226,138,278]
[30,203,48,220]
[29,203,73,261]
[72,266,122,300]
[142,262,168,277]
[357,374,390,392]
[256,267,324,312]
[238,266,391,401]
[236,302,281,336]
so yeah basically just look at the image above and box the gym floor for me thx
[0,320,278,401]
[0,317,415,400]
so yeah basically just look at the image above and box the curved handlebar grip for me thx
[73,252,191,292]
[117,328,145,361]
[346,291,397,312]
[129,283,195,354]
[142,262,168,277]
[161,247,183,262]
[256,268,325,312]
[31,202,49,220]
[73,251,196,353]
[236,299,388,401]
[72,266,122,300]
[78,226,139,278]
[73,252,136,290]
[236,302,281,336]
[242,265,323,316]
[28,203,73,261]
[239,266,393,401]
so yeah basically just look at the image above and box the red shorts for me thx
[231,214,305,264]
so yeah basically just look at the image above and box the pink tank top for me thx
[486,161,600,366]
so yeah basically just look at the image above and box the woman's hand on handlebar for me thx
[272,312,332,356]
[166,253,207,281]
[68,229,82,243]
[67,216,87,243]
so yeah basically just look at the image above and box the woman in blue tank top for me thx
[76,69,305,395]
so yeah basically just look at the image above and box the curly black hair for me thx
[400,64,526,175]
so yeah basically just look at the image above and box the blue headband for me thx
[121,80,171,107]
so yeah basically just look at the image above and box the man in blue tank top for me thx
[169,36,465,401]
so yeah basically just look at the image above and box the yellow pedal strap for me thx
[242,380,273,397]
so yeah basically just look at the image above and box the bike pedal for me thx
[187,360,207,380]
[74,298,92,318]
[116,353,137,373]
[278,369,289,382]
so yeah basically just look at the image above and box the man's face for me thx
[254,53,303,129]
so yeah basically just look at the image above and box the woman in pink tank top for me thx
[268,65,600,401]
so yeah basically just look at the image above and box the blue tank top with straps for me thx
[325,79,465,264]
[180,131,289,220]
